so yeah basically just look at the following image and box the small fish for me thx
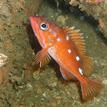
[30,16,102,101]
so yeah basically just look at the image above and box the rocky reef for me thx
[63,0,107,39]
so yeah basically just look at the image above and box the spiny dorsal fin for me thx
[35,48,51,67]
[65,27,86,55]
[64,27,93,76]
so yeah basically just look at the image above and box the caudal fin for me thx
[81,78,103,101]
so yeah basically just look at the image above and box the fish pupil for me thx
[42,24,46,28]
[40,23,48,30]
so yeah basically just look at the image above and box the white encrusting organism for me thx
[0,53,8,67]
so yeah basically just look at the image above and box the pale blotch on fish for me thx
[49,29,57,37]
[66,36,69,40]
[57,37,61,42]
[68,49,72,54]
[76,56,80,61]
[78,68,83,75]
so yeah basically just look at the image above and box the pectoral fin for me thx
[35,48,51,67]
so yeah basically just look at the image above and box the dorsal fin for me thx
[64,27,93,76]
[64,27,86,55]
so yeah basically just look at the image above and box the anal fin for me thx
[60,67,76,81]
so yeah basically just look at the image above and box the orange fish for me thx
[30,16,102,101]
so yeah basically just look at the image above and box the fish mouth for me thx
[30,16,41,24]
[30,16,37,27]
[29,16,44,48]
[30,16,36,23]
[30,16,39,36]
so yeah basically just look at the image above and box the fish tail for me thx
[80,78,103,101]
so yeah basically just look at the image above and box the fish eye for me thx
[40,23,48,31]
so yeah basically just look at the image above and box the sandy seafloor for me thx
[0,0,107,107]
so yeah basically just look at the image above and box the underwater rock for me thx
[56,15,68,25]
[25,0,43,17]
[0,53,8,84]
[57,0,107,38]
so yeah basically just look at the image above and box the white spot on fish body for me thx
[57,37,61,42]
[68,49,72,54]
[66,36,69,40]
[76,56,80,61]
[78,68,83,75]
